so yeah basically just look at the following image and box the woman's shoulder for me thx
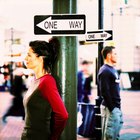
[40,74,56,84]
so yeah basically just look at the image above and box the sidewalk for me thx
[0,90,140,140]
[0,117,24,140]
[120,90,140,140]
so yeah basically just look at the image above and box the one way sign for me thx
[86,30,113,42]
[34,15,86,35]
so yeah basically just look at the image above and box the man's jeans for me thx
[101,105,123,140]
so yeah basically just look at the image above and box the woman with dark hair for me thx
[21,37,68,140]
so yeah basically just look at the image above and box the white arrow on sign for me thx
[86,30,113,42]
[36,16,84,33]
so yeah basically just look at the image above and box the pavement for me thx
[119,90,140,140]
[0,90,140,140]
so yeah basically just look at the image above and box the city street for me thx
[0,90,140,140]
[120,90,140,140]
[0,0,140,140]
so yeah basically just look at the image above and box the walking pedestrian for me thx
[77,60,93,103]
[2,70,25,123]
[97,46,123,140]
[21,37,68,140]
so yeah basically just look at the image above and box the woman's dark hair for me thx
[101,46,115,59]
[29,37,60,73]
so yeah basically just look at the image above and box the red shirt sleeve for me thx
[39,75,68,140]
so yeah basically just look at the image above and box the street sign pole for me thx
[94,0,104,140]
[53,0,77,140]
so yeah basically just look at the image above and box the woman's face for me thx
[25,47,42,70]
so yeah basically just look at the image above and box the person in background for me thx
[77,60,93,103]
[97,46,123,140]
[2,63,11,91]
[2,69,25,122]
[21,37,68,140]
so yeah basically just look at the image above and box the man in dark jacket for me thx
[98,46,123,140]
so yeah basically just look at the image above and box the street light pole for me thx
[94,0,104,140]
[98,0,104,73]
[53,0,77,140]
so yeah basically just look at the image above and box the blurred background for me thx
[0,0,140,140]
[0,0,140,92]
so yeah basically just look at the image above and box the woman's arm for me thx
[39,75,68,140]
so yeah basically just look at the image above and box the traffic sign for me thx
[86,30,113,42]
[34,15,86,35]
